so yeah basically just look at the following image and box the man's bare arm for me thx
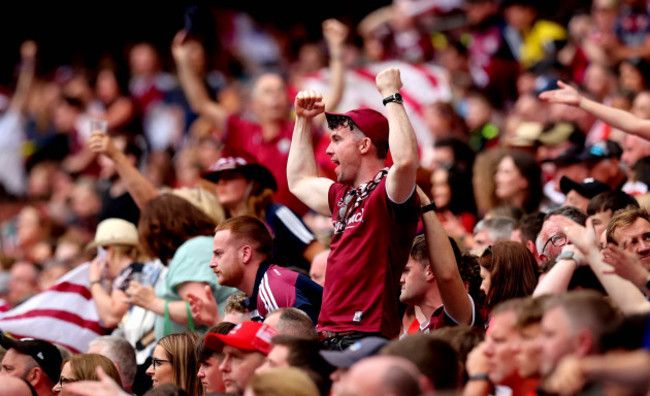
[419,188,473,325]
[287,91,333,216]
[10,40,37,113]
[376,68,419,203]
[88,132,159,209]
[539,81,650,140]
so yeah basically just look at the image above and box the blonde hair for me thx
[247,367,319,396]
[166,187,226,225]
[63,353,122,386]
[157,332,203,396]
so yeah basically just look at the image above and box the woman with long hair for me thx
[201,153,326,270]
[479,241,539,312]
[493,149,543,213]
[127,194,236,340]
[146,332,203,396]
[430,163,478,246]
[53,353,122,395]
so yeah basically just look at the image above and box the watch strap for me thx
[382,93,403,106]
[421,202,437,214]
[468,373,491,382]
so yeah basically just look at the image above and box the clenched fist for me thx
[375,68,403,98]
[295,90,325,119]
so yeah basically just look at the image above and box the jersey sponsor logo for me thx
[353,311,363,322]
[333,208,364,234]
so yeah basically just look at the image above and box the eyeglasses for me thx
[152,358,172,369]
[542,233,567,254]
[59,376,77,387]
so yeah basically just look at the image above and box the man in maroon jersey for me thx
[287,67,420,349]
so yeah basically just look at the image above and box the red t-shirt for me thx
[223,115,309,215]
[319,175,419,339]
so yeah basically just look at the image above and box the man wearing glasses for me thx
[287,68,421,349]
[0,335,62,396]
[536,206,587,264]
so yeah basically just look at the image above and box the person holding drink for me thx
[87,218,151,330]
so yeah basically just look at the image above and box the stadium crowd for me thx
[1,0,650,395]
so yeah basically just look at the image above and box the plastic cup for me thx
[90,119,108,134]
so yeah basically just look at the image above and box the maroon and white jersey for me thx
[318,170,419,338]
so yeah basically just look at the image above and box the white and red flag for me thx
[0,263,106,353]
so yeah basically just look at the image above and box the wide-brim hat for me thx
[536,122,576,146]
[87,218,140,250]
[201,154,277,191]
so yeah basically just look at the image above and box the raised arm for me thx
[321,19,348,112]
[418,188,473,325]
[88,132,159,209]
[539,81,650,140]
[172,30,228,134]
[287,91,334,216]
[376,68,419,203]
[533,244,581,297]
[10,40,37,113]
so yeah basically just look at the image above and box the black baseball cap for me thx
[0,334,62,384]
[544,144,584,166]
[578,140,622,162]
[319,336,388,368]
[560,176,611,198]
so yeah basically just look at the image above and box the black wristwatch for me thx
[421,202,437,214]
[468,373,491,382]
[383,92,404,106]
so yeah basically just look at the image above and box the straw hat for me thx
[168,187,225,225]
[87,218,139,250]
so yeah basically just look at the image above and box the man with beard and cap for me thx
[0,335,62,396]
[287,68,420,349]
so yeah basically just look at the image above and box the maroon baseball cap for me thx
[325,108,389,148]
[201,152,277,191]
[204,321,277,355]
